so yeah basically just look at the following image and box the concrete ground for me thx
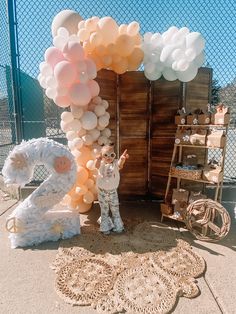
[0,189,236,314]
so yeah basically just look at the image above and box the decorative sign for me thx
[2,138,80,248]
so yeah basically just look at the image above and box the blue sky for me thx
[1,0,236,89]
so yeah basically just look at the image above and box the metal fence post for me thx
[7,0,23,144]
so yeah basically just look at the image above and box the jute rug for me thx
[51,221,206,314]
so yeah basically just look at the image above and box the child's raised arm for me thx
[118,149,129,169]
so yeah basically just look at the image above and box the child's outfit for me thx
[97,159,124,234]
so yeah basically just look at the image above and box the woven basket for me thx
[185,199,231,242]
[170,167,202,180]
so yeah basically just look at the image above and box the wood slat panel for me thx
[185,67,212,112]
[151,79,182,198]
[118,138,148,195]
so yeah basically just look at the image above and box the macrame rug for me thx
[51,220,206,314]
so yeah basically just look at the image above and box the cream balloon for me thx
[51,10,83,37]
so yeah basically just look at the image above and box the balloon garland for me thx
[38,11,206,214]
[142,26,205,82]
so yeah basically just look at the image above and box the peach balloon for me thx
[54,61,77,86]
[83,191,94,204]
[54,95,70,108]
[83,41,94,54]
[76,146,93,166]
[88,80,100,97]
[76,166,89,185]
[90,32,103,47]
[102,55,112,66]
[115,34,135,57]
[63,41,84,62]
[97,17,119,45]
[78,201,92,213]
[44,47,65,68]
[75,184,88,195]
[119,24,127,35]
[68,83,91,106]
[127,47,144,70]
[127,21,140,36]
[95,45,107,57]
[112,58,128,74]
[78,28,90,41]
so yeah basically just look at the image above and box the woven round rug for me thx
[52,221,206,313]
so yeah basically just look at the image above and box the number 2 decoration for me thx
[2,138,80,248]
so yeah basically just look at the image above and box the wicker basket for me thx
[170,166,202,180]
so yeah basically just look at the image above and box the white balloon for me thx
[150,33,163,48]
[68,34,80,42]
[71,106,84,119]
[77,60,87,72]
[194,52,205,67]
[88,129,100,141]
[67,119,82,131]
[101,100,109,109]
[171,27,190,43]
[53,35,68,50]
[61,111,74,123]
[162,26,179,45]
[104,112,110,120]
[172,48,185,61]
[39,76,47,89]
[177,64,198,82]
[60,121,71,132]
[185,48,197,62]
[155,61,165,72]
[57,27,69,38]
[177,59,190,72]
[145,62,156,73]
[78,128,87,136]
[162,68,178,81]
[98,135,109,146]
[40,62,53,76]
[66,130,77,141]
[149,52,161,63]
[94,104,106,117]
[92,96,103,105]
[98,115,109,128]
[45,87,56,99]
[144,32,153,44]
[160,44,176,64]
[101,128,111,138]
[186,32,205,55]
[81,111,98,130]
[82,134,93,145]
[72,137,83,149]
[46,76,57,88]
[144,69,162,81]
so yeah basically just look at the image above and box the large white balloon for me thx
[80,111,98,130]
[51,10,83,37]
[176,64,199,82]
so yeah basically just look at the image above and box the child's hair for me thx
[101,142,114,148]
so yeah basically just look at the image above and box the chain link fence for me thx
[1,0,236,183]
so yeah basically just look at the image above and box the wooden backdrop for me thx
[96,68,212,199]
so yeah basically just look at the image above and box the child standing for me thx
[95,143,129,235]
